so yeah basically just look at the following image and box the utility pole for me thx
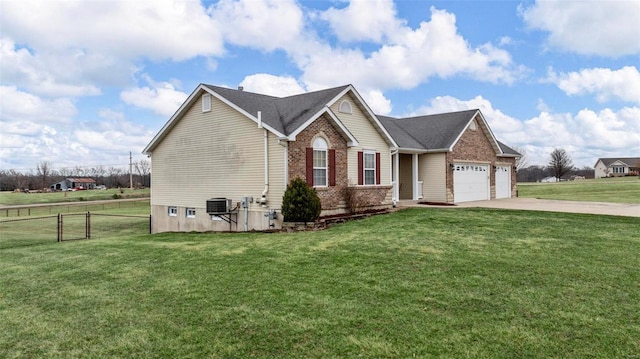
[129,151,133,189]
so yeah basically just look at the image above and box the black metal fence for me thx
[0,212,151,249]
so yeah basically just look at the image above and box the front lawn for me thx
[1,208,638,358]
[518,176,640,203]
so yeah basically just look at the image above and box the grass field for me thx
[1,208,638,358]
[0,201,151,249]
[518,176,640,203]
[0,188,150,206]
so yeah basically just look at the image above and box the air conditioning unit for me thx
[206,198,232,214]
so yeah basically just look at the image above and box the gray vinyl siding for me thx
[151,93,285,210]
[420,153,447,202]
[330,93,392,185]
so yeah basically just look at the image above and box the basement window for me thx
[186,208,196,218]
[168,206,178,216]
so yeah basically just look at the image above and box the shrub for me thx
[281,177,321,222]
[113,194,121,199]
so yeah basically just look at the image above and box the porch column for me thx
[393,152,399,202]
[412,154,419,200]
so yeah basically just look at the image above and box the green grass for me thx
[0,188,150,206]
[518,176,640,203]
[0,202,150,249]
[1,208,639,358]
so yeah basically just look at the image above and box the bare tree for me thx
[36,161,52,190]
[513,146,528,171]
[134,159,151,187]
[548,148,573,180]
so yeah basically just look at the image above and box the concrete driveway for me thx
[454,198,640,218]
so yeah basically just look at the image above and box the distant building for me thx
[51,177,97,191]
[594,157,640,178]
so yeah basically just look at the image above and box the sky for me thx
[1,0,639,173]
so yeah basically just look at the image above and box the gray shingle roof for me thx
[203,84,349,136]
[597,157,640,167]
[378,110,478,150]
[497,141,521,156]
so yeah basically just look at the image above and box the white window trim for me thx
[186,208,196,218]
[313,137,328,187]
[202,94,211,112]
[363,151,376,186]
[168,206,178,217]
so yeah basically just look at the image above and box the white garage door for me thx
[453,163,489,203]
[495,165,511,199]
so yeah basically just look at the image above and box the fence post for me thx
[149,215,152,234]
[57,213,62,242]
[86,212,91,239]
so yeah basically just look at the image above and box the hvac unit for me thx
[206,198,232,214]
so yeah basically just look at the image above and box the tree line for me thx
[0,160,151,192]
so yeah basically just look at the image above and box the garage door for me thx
[453,163,489,203]
[495,165,511,199]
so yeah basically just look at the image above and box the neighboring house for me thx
[594,157,640,178]
[143,84,520,233]
[51,177,97,191]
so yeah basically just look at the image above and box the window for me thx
[339,100,352,114]
[313,137,328,187]
[202,94,211,112]
[168,206,177,216]
[364,151,376,185]
[186,208,196,218]
[613,167,624,174]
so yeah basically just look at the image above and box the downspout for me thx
[259,111,269,205]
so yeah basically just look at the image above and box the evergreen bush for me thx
[281,177,322,222]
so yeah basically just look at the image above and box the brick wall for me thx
[288,114,392,213]
[445,116,517,201]
[288,115,348,211]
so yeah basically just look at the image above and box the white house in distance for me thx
[594,157,639,178]
[143,84,520,233]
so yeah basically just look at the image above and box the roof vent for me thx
[206,198,232,214]
[238,86,244,91]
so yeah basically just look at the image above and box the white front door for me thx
[495,165,511,199]
[453,163,489,203]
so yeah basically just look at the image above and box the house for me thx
[143,84,520,232]
[50,177,97,191]
[594,157,640,178]
[379,111,519,203]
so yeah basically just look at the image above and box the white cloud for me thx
[520,0,640,57]
[547,66,640,103]
[319,0,406,43]
[0,86,77,124]
[410,94,640,167]
[361,89,392,115]
[239,74,306,97]
[302,7,526,91]
[120,77,188,117]
[209,0,304,51]
[0,0,224,61]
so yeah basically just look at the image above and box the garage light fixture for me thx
[450,163,455,170]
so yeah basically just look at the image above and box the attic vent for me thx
[206,198,232,214]
[339,100,352,114]
[238,86,244,91]
[202,94,211,112]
